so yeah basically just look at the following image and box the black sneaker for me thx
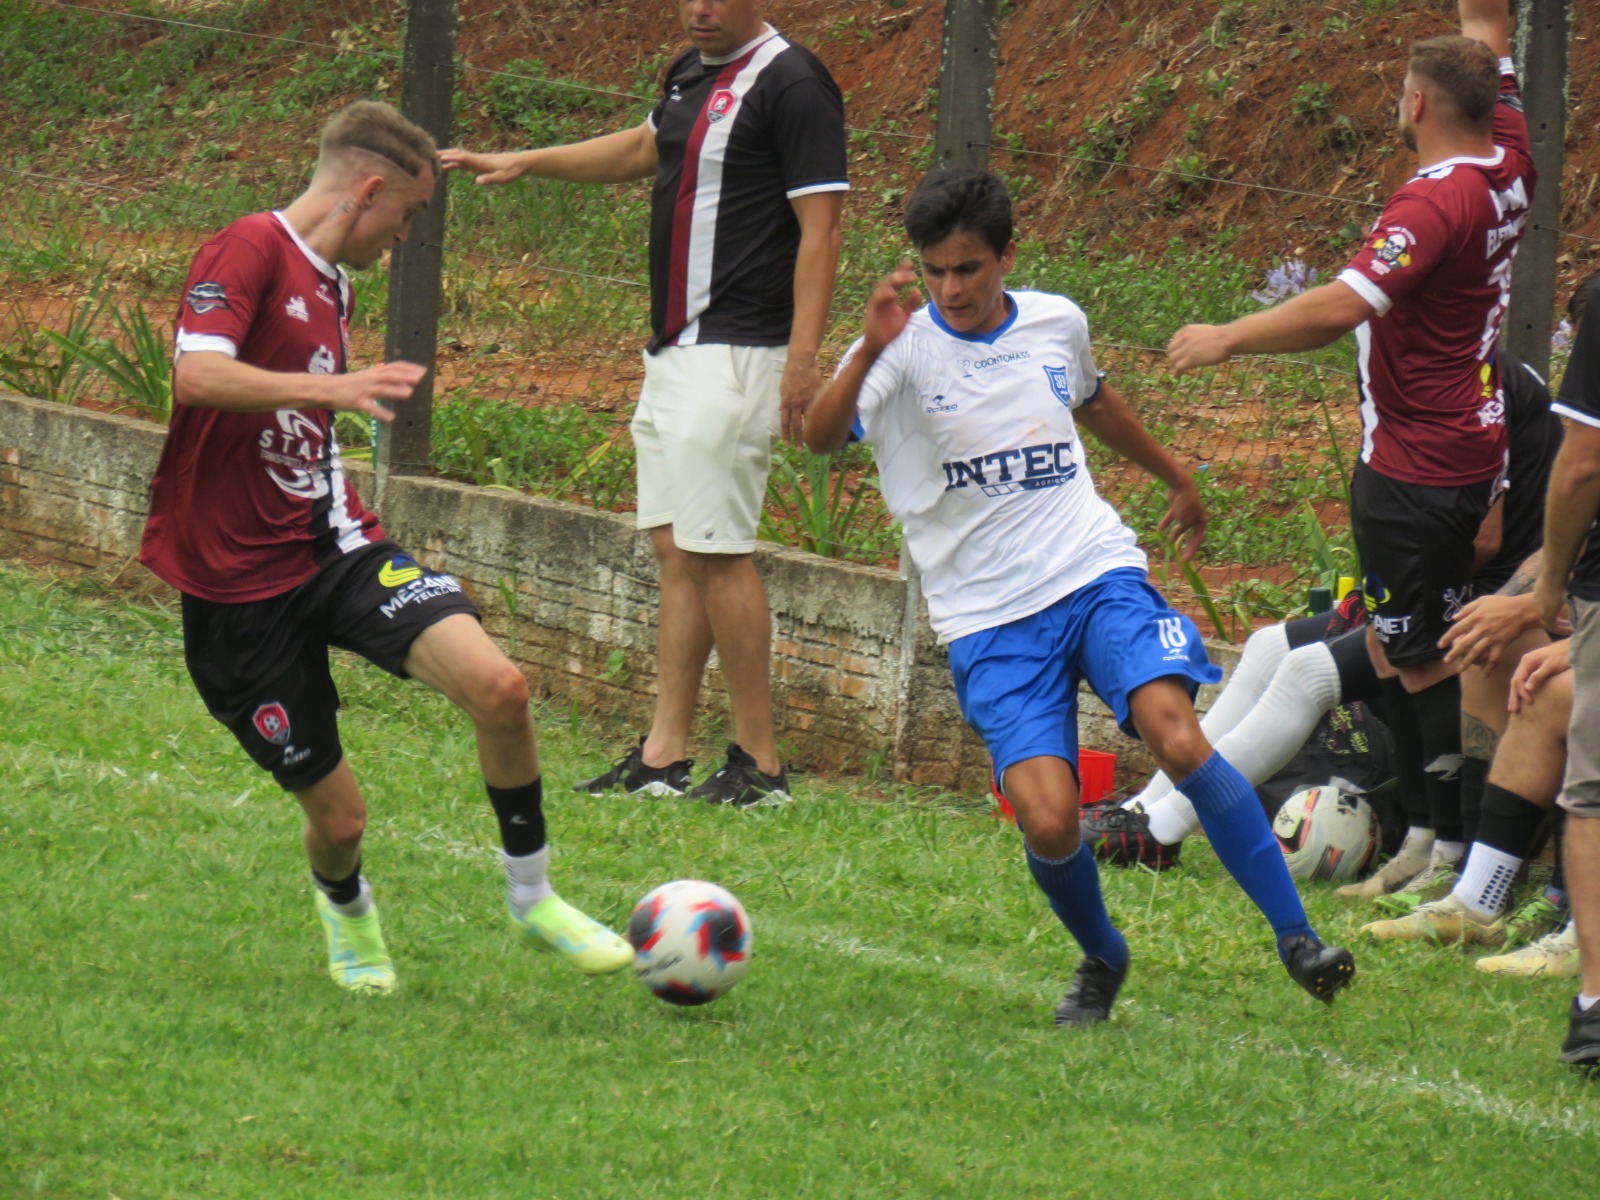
[1558,997,1600,1070]
[1082,802,1181,870]
[1054,955,1130,1027]
[573,737,691,797]
[688,744,790,808]
[1280,934,1356,1003]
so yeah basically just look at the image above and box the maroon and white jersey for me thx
[646,25,847,353]
[1336,60,1534,486]
[141,212,384,602]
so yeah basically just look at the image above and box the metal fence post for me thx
[1506,0,1570,379]
[377,0,458,487]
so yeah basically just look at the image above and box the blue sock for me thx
[1025,841,1129,971]
[1177,752,1315,952]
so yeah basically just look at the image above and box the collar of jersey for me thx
[927,293,1019,344]
[1412,144,1505,179]
[699,24,778,66]
[272,211,340,282]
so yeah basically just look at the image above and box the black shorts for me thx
[181,541,479,791]
[1350,462,1495,668]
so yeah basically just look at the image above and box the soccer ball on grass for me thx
[626,879,751,1006]
[1272,785,1380,882]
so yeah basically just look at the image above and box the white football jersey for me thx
[846,290,1146,643]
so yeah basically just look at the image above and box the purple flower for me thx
[1251,259,1319,306]
[1552,320,1573,354]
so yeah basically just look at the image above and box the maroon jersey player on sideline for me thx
[1167,0,1532,902]
[141,101,632,994]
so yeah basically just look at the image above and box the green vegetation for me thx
[4,566,1598,1197]
[0,0,1373,631]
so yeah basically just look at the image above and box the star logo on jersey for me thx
[378,555,425,589]
[1043,364,1074,407]
[285,295,309,322]
[185,281,230,314]
[706,88,738,123]
[252,701,292,746]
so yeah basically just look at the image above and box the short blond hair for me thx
[317,100,439,179]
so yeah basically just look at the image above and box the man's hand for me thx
[1509,638,1572,713]
[780,354,824,448]
[1439,593,1541,669]
[1166,324,1233,375]
[321,361,427,424]
[1533,570,1573,638]
[863,262,922,356]
[439,147,529,186]
[1157,479,1207,561]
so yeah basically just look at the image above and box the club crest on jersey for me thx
[1369,229,1414,273]
[285,295,309,322]
[185,281,230,314]
[1043,364,1074,407]
[308,344,336,375]
[316,282,337,306]
[252,701,292,746]
[706,88,738,123]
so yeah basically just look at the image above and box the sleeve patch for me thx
[185,281,231,315]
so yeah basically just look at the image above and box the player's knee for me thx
[1144,720,1211,781]
[318,809,366,852]
[471,660,530,726]
[1021,808,1081,858]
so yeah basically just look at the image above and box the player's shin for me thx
[1024,838,1129,971]
[1177,752,1315,946]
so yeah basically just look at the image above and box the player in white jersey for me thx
[805,170,1355,1025]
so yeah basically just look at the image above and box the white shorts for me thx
[632,342,785,553]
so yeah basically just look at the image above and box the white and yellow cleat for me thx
[1360,893,1504,946]
[1335,842,1433,901]
[315,892,397,994]
[1476,920,1581,978]
[512,893,634,975]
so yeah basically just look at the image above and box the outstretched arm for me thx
[1074,382,1206,559]
[804,263,921,455]
[1460,0,1513,60]
[439,122,659,186]
[173,351,424,424]
[1167,280,1374,374]
[1535,421,1600,632]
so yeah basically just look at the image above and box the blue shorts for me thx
[947,568,1221,785]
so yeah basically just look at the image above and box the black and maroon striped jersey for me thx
[141,212,385,603]
[1335,61,1534,487]
[645,26,847,353]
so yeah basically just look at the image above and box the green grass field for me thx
[2,563,1596,1199]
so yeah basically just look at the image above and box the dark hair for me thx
[903,169,1013,255]
[1572,271,1600,329]
[1409,35,1499,128]
[319,100,439,178]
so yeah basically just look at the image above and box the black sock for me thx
[488,777,547,858]
[1380,676,1431,828]
[1459,756,1488,848]
[312,859,363,906]
[1477,783,1548,859]
[1411,675,1463,844]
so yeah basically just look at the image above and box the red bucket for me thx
[991,748,1117,823]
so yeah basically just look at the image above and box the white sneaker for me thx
[1475,920,1580,978]
[1335,841,1433,900]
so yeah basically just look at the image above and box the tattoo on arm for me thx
[1461,712,1500,761]
[1498,548,1543,597]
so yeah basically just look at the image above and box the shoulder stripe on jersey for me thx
[1552,403,1600,431]
[666,35,792,347]
[1337,267,1391,317]
[175,331,239,359]
[787,181,850,200]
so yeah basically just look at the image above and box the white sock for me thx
[1145,792,1200,846]
[1122,772,1174,812]
[1579,994,1600,1012]
[503,846,553,917]
[1140,641,1342,847]
[1432,840,1466,868]
[1452,843,1521,918]
[1400,827,1436,857]
[325,877,373,919]
[1201,623,1291,741]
